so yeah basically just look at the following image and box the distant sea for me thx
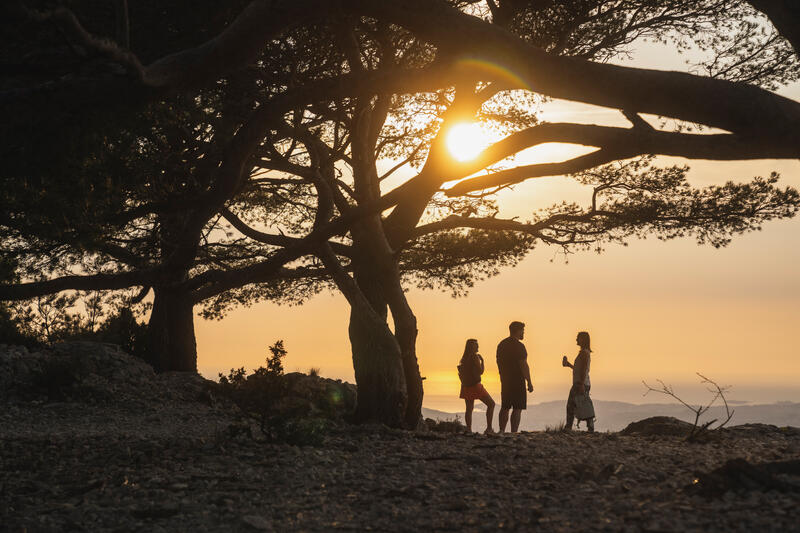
[422,400,800,432]
[423,383,800,414]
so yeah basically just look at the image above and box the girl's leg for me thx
[481,394,496,433]
[464,398,474,432]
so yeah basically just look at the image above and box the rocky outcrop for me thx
[0,342,155,401]
[0,341,219,408]
[277,371,357,419]
[621,415,696,436]
[692,458,800,496]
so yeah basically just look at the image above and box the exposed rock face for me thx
[621,415,696,436]
[0,342,156,401]
[692,458,800,495]
[0,341,224,407]
[277,371,357,419]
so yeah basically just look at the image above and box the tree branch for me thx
[443,122,800,196]
[221,207,352,257]
[747,0,800,55]
[0,269,155,301]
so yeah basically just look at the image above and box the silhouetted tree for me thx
[192,1,800,427]
[2,0,800,427]
[1,5,345,370]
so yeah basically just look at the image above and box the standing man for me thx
[496,321,533,433]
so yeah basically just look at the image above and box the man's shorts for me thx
[501,380,526,410]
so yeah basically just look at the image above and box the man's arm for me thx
[519,359,533,392]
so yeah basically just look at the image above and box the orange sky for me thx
[195,43,800,411]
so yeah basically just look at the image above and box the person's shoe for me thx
[484,427,495,435]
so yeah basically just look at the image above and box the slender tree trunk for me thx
[393,302,423,429]
[380,257,424,429]
[146,286,197,372]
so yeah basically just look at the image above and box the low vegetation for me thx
[215,341,355,446]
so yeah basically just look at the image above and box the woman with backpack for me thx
[562,331,595,432]
[458,338,496,433]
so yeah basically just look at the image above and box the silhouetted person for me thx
[562,331,595,432]
[458,339,496,433]
[496,321,533,433]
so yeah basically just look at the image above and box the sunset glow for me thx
[446,122,490,162]
[7,2,800,530]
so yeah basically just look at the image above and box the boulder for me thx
[280,372,357,419]
[0,342,155,401]
[621,416,695,436]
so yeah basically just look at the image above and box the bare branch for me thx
[642,373,735,439]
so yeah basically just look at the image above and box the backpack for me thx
[457,359,479,387]
[574,392,595,420]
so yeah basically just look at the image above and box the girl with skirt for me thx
[458,338,496,433]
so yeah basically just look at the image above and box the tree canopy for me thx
[2,0,799,427]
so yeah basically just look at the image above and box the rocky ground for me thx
[2,343,799,532]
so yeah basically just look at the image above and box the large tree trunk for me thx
[392,301,423,429]
[348,301,407,427]
[146,286,197,372]
[345,245,424,428]
[343,89,423,427]
[345,258,407,426]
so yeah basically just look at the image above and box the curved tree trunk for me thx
[393,302,423,429]
[344,256,406,426]
[342,88,423,427]
[348,301,407,427]
[381,261,424,429]
[345,248,423,428]
[146,286,197,372]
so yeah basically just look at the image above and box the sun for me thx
[446,122,490,162]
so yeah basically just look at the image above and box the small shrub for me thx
[0,305,40,348]
[425,416,466,433]
[271,417,329,446]
[93,308,150,360]
[218,367,247,388]
[215,340,333,446]
[308,367,320,377]
[265,340,287,374]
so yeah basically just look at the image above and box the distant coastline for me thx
[423,400,800,432]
